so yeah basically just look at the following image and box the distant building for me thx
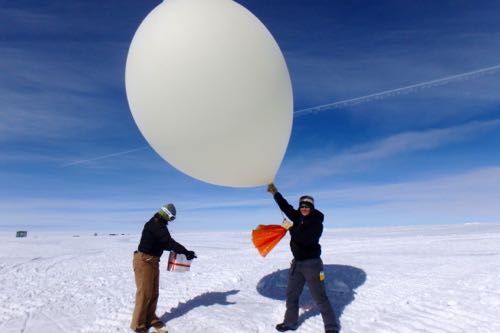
[16,231,28,238]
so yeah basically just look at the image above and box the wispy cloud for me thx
[317,166,500,226]
[0,150,62,165]
[0,43,127,142]
[283,119,500,182]
[0,5,134,42]
[0,8,59,32]
[2,165,499,230]
[56,115,500,170]
[0,190,274,232]
[0,44,125,95]
[0,103,88,142]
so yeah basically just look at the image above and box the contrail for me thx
[60,147,149,167]
[62,64,500,166]
[294,63,500,117]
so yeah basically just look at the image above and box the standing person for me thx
[130,203,197,333]
[267,183,340,333]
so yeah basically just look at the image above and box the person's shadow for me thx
[257,264,366,327]
[160,289,239,322]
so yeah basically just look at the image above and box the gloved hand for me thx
[185,250,197,260]
[281,218,293,230]
[267,183,278,195]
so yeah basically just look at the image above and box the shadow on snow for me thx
[256,264,366,326]
[160,289,239,323]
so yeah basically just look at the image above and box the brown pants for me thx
[130,251,161,331]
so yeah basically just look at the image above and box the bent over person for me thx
[131,203,197,333]
[267,183,340,333]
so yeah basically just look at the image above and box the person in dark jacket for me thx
[268,183,339,333]
[130,203,196,333]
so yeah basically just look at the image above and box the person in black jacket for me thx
[130,203,196,333]
[268,183,339,333]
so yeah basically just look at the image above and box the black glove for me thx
[185,250,197,260]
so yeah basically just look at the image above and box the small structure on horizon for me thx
[16,230,28,238]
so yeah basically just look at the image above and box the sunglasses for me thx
[300,204,311,209]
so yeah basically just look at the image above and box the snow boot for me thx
[151,320,165,329]
[276,323,297,332]
[133,328,148,333]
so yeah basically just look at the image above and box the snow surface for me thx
[1,223,499,333]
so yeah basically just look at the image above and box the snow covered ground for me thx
[1,223,499,333]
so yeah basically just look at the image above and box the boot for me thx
[133,327,148,333]
[151,319,165,329]
[276,323,297,332]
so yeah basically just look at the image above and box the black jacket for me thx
[138,213,188,257]
[274,192,324,260]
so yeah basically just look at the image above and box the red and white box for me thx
[167,251,192,272]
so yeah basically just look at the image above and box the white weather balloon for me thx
[126,0,292,187]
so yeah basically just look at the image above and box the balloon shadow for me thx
[160,289,239,323]
[257,264,366,327]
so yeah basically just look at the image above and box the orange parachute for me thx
[252,224,287,257]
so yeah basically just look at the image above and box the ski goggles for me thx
[160,206,176,221]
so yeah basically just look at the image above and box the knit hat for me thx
[299,195,314,209]
[158,203,176,221]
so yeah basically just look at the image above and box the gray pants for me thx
[284,258,339,332]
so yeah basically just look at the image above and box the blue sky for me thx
[2,0,500,232]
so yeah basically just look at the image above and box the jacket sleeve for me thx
[289,211,324,246]
[157,224,188,254]
[274,192,301,223]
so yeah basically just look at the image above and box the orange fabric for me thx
[252,224,287,257]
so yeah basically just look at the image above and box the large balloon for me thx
[125,0,292,187]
